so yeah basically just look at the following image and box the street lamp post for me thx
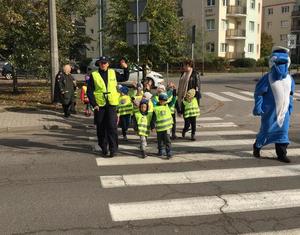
[136,0,140,83]
[98,0,103,56]
[48,0,59,103]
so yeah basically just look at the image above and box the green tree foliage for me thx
[105,0,185,66]
[0,0,95,78]
[261,32,273,58]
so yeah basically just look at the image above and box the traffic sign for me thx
[287,34,297,49]
[126,21,150,46]
[129,0,147,18]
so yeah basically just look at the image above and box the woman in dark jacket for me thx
[177,59,201,113]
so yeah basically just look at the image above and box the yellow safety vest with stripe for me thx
[135,112,150,136]
[147,99,154,125]
[118,95,133,116]
[154,105,173,132]
[92,69,119,107]
[133,95,143,114]
[183,98,200,118]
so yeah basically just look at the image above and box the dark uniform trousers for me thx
[183,117,197,135]
[95,105,118,153]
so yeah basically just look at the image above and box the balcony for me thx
[227,6,247,17]
[292,10,300,17]
[226,29,246,39]
[225,52,245,59]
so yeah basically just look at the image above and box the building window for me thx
[268,8,273,15]
[257,44,259,54]
[90,29,94,34]
[258,3,260,13]
[91,46,94,51]
[220,43,228,52]
[280,34,287,41]
[236,0,241,6]
[267,22,272,29]
[206,42,215,52]
[206,19,215,31]
[250,0,255,9]
[207,0,215,6]
[281,20,289,28]
[282,6,289,13]
[249,21,255,32]
[248,43,254,53]
[223,0,228,6]
[257,24,260,33]
[222,19,228,30]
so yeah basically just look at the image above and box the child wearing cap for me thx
[152,92,176,159]
[134,99,153,158]
[181,89,200,141]
[117,86,133,141]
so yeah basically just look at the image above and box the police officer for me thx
[87,56,129,157]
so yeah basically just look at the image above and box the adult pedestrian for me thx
[177,59,201,113]
[57,64,76,118]
[253,46,295,163]
[87,56,129,158]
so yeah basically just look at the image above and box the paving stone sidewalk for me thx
[0,107,91,133]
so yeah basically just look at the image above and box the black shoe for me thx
[108,152,117,158]
[171,134,177,140]
[191,134,196,141]
[123,135,128,141]
[101,150,108,157]
[166,152,172,159]
[253,143,261,158]
[278,156,291,163]
[141,151,147,158]
[182,130,186,138]
[158,150,163,157]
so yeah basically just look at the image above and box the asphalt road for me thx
[0,73,300,235]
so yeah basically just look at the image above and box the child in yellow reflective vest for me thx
[134,99,153,158]
[152,92,176,159]
[181,89,200,141]
[117,86,133,141]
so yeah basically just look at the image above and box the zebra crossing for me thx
[203,90,300,102]
[92,116,300,233]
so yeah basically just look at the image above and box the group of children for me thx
[81,79,200,159]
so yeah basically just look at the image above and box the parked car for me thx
[1,62,14,80]
[87,58,164,88]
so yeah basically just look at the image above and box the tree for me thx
[261,32,273,58]
[0,0,96,81]
[105,0,186,67]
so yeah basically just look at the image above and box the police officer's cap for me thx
[95,56,110,66]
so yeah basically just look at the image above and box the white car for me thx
[87,59,164,88]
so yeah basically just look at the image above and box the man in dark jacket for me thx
[87,56,129,158]
[57,64,76,117]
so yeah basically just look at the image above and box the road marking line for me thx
[195,130,256,136]
[109,189,300,221]
[239,91,254,97]
[174,139,254,147]
[222,92,253,101]
[96,148,300,166]
[197,122,238,128]
[100,164,300,188]
[204,92,232,102]
[242,228,300,235]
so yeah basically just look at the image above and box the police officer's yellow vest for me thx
[183,98,200,118]
[135,112,150,136]
[118,95,133,116]
[92,69,119,107]
[154,105,173,132]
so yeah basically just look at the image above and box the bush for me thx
[256,57,269,67]
[212,57,230,71]
[231,58,256,68]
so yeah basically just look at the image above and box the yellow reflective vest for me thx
[118,95,133,116]
[154,105,173,132]
[183,98,200,118]
[135,112,151,136]
[92,69,119,107]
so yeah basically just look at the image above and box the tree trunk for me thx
[12,74,19,94]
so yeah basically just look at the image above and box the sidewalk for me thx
[0,106,91,133]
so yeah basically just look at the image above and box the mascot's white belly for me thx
[268,74,291,128]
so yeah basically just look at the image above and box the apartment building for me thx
[182,0,262,60]
[262,0,296,48]
[291,0,300,62]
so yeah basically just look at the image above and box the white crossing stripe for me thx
[100,164,300,188]
[174,139,254,147]
[96,148,300,166]
[204,92,232,102]
[197,122,238,128]
[222,92,253,101]
[242,228,300,235]
[196,130,256,136]
[239,91,254,97]
[109,189,300,221]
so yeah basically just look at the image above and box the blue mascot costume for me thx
[253,46,295,163]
